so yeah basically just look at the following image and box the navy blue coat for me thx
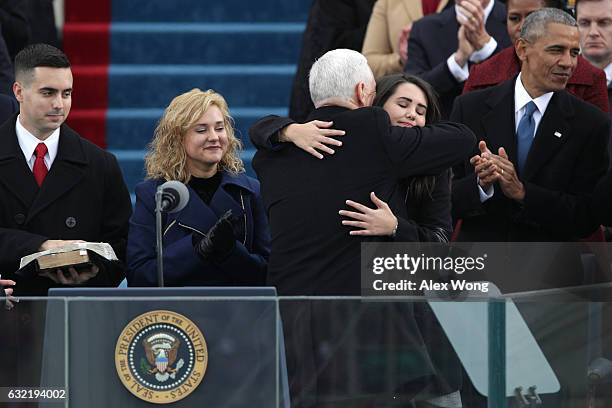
[126,172,270,287]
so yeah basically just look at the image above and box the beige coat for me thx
[362,0,448,78]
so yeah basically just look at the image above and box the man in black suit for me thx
[451,8,609,277]
[451,8,609,241]
[406,0,511,118]
[0,43,131,397]
[252,49,475,296]
[451,12,610,404]
[0,44,132,296]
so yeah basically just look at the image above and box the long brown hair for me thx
[373,74,442,201]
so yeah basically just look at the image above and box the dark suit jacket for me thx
[26,0,59,48]
[452,78,609,240]
[592,168,612,227]
[405,1,511,118]
[0,116,132,295]
[0,29,14,96]
[464,47,610,113]
[0,93,17,124]
[609,85,612,169]
[127,174,269,287]
[289,0,376,122]
[251,106,475,295]
[0,0,29,60]
[451,79,610,290]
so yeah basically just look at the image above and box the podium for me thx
[40,288,285,407]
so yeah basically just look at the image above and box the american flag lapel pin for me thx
[554,131,562,138]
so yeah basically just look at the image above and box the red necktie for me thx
[33,143,48,187]
[421,0,441,15]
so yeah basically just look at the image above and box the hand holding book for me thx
[18,242,119,284]
[39,265,100,285]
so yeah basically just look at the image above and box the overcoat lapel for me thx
[26,128,87,223]
[481,79,518,164]
[522,92,573,180]
[170,174,246,235]
[0,116,41,208]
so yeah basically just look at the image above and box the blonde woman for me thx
[127,89,269,286]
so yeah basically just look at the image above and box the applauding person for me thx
[127,89,269,287]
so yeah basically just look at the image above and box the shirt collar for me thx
[15,115,60,164]
[514,73,554,115]
[603,62,612,87]
[455,0,495,24]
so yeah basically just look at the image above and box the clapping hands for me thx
[398,23,412,65]
[471,141,526,201]
[455,0,492,64]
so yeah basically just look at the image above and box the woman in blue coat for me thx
[127,89,269,286]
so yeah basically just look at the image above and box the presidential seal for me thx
[115,310,208,404]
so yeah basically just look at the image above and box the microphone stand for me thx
[155,187,165,287]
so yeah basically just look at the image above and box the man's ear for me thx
[355,82,366,107]
[13,82,23,103]
[515,38,528,63]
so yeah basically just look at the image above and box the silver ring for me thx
[501,168,504,175]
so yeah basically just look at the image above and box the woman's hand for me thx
[279,120,345,159]
[194,210,236,262]
[339,192,398,236]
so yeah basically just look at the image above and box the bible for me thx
[17,242,119,278]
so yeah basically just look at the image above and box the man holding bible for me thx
[0,44,132,296]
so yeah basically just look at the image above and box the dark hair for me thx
[374,74,441,125]
[374,74,440,201]
[14,43,71,83]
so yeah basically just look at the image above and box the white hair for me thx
[308,49,375,105]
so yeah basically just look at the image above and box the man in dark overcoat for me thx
[0,44,131,296]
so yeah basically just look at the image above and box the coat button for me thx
[14,213,25,225]
[65,217,77,228]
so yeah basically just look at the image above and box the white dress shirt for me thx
[513,73,553,133]
[16,115,60,171]
[447,0,497,82]
[478,73,553,201]
[604,62,612,87]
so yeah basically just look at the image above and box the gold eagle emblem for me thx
[143,333,181,375]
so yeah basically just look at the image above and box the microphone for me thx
[154,180,189,287]
[157,180,189,213]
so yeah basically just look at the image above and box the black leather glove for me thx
[193,210,236,262]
